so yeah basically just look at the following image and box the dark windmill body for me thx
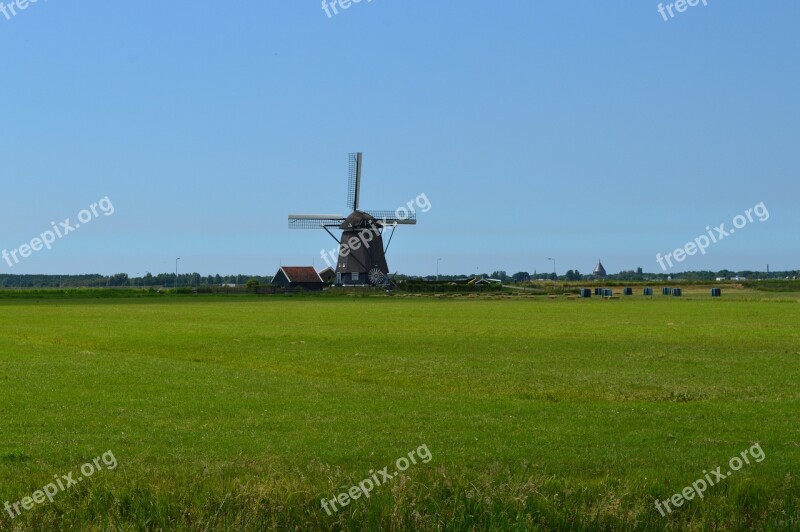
[288,153,416,287]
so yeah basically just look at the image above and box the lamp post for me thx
[548,257,556,290]
[437,258,442,281]
[175,258,180,289]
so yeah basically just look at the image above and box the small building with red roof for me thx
[271,267,326,291]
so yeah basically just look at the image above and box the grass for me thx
[0,293,798,530]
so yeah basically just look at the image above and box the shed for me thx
[272,267,326,291]
[318,267,336,284]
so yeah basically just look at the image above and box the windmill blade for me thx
[346,152,362,211]
[288,214,345,229]
[364,210,417,225]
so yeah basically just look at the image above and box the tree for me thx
[511,272,530,282]
[490,271,509,282]
[110,273,129,287]
[246,278,260,291]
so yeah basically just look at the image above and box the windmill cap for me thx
[341,210,377,229]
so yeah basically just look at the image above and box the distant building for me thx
[271,267,326,291]
[468,276,499,286]
[593,260,607,278]
[318,267,336,284]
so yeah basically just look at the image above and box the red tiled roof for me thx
[280,267,323,283]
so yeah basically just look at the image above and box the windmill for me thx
[288,152,416,287]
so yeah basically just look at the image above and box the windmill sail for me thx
[363,210,418,225]
[288,215,345,229]
[346,152,362,211]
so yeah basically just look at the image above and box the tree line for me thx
[402,268,800,283]
[0,273,273,289]
[1,268,797,289]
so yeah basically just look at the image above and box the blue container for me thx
[580,288,592,298]
[672,288,682,296]
[624,287,633,296]
[644,287,653,296]
[662,287,671,295]
[711,288,722,297]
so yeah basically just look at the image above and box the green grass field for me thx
[1,292,798,530]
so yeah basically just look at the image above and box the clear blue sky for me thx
[1,1,798,277]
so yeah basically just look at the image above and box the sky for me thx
[1,1,798,277]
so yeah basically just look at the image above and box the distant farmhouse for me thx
[445,276,500,286]
[271,267,328,291]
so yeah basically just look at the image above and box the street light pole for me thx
[437,258,442,281]
[548,257,556,290]
[175,258,181,289]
